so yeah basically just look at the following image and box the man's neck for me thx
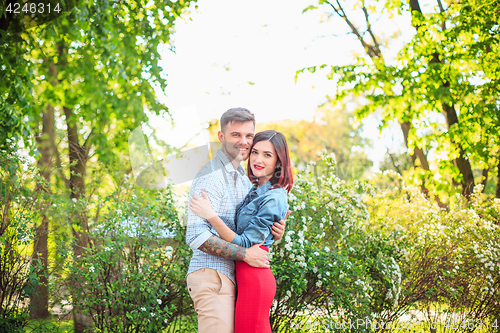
[222,149,241,170]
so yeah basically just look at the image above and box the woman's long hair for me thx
[247,130,293,193]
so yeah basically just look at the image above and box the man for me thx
[186,108,288,333]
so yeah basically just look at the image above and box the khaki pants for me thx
[187,268,236,333]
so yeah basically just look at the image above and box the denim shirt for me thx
[232,181,288,248]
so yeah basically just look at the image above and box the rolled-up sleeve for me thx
[185,176,222,250]
[232,195,285,248]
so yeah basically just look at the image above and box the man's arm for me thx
[198,235,270,268]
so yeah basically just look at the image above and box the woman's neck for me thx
[257,176,272,188]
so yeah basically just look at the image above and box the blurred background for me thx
[1,0,499,331]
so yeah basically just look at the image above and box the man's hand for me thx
[243,242,269,268]
[271,210,290,240]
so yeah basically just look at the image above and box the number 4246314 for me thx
[6,2,61,14]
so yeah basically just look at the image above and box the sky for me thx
[148,0,419,173]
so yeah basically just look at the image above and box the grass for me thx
[24,317,73,332]
[23,316,198,333]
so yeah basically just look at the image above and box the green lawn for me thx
[24,318,73,333]
[24,316,198,333]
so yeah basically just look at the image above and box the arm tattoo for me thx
[198,235,246,261]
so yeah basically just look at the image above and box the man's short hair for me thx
[220,108,255,132]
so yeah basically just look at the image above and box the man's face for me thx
[218,121,255,164]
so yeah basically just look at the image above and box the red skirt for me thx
[235,246,276,333]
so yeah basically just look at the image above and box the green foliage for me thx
[270,152,402,332]
[65,186,194,332]
[0,150,44,331]
[299,0,500,199]
[0,33,33,150]
[366,172,500,331]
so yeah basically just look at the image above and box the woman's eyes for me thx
[251,151,271,157]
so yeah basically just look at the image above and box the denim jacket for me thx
[232,181,288,248]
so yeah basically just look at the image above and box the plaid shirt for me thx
[186,149,251,284]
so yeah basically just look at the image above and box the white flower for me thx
[285,235,291,242]
[314,252,320,256]
[156,298,162,305]
[132,194,137,199]
[141,307,146,311]
[104,247,110,251]
[89,266,95,273]
[312,206,316,211]
[324,246,330,252]
[117,209,123,215]
[313,267,318,273]
[150,313,155,317]
[72,198,77,203]
[316,280,322,287]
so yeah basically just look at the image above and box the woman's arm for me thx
[189,189,236,243]
[232,193,287,248]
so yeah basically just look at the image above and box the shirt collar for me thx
[250,180,273,196]
[216,149,246,176]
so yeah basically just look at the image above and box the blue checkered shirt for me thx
[186,149,252,284]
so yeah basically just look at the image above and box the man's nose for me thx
[239,136,250,146]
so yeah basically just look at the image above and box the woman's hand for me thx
[189,189,217,221]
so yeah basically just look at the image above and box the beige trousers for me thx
[187,268,236,333]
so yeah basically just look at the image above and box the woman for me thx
[189,130,293,333]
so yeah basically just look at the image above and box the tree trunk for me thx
[64,105,92,333]
[441,102,475,196]
[400,121,430,171]
[410,0,475,197]
[496,150,500,199]
[30,103,55,319]
[481,168,488,192]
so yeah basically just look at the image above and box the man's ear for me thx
[218,130,224,143]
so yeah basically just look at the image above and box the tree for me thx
[300,0,500,199]
[259,99,373,181]
[1,0,196,330]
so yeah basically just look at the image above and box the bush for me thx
[67,187,195,333]
[365,172,500,332]
[0,149,43,332]
[270,151,402,332]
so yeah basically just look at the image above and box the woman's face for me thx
[249,140,278,182]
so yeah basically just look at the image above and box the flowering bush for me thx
[270,151,402,332]
[67,187,195,333]
[365,174,500,332]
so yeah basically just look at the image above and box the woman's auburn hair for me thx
[246,130,294,193]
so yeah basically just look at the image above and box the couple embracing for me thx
[185,107,293,333]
